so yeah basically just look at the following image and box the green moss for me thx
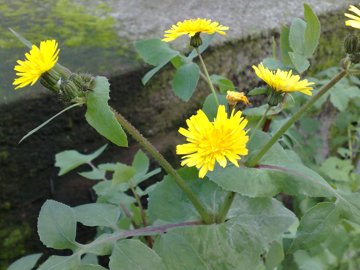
[0,150,8,161]
[0,223,32,270]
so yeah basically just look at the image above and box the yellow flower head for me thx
[345,5,360,29]
[177,105,249,178]
[226,91,250,106]
[13,40,60,89]
[252,63,314,96]
[162,18,229,42]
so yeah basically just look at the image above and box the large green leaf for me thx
[289,18,306,55]
[155,197,295,269]
[37,200,77,250]
[210,74,236,93]
[171,62,200,101]
[148,167,226,223]
[132,150,149,176]
[208,131,335,198]
[85,76,127,147]
[7,253,42,270]
[37,255,78,270]
[288,202,339,252]
[74,203,121,228]
[202,93,227,120]
[55,145,107,176]
[289,52,310,74]
[280,26,292,65]
[304,3,321,57]
[134,39,179,66]
[109,240,166,270]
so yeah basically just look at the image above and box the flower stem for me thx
[216,191,236,223]
[249,105,271,142]
[196,48,219,106]
[247,69,347,167]
[111,108,213,224]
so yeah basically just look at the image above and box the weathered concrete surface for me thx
[0,0,358,268]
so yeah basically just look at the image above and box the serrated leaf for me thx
[8,253,42,270]
[289,52,310,74]
[74,203,120,228]
[55,145,107,176]
[109,239,165,270]
[171,62,200,101]
[202,93,227,120]
[210,74,236,93]
[85,76,127,147]
[289,202,339,252]
[280,26,292,65]
[289,18,306,55]
[132,150,149,176]
[304,3,321,57]
[37,200,77,250]
[112,163,136,185]
[134,39,179,66]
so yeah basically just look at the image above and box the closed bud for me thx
[190,32,203,48]
[267,90,283,107]
[344,34,359,54]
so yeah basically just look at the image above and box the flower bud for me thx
[267,90,283,107]
[190,32,203,48]
[226,91,250,106]
[344,34,359,54]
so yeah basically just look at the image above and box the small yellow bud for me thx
[226,91,250,106]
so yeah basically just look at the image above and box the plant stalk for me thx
[111,108,213,224]
[247,69,347,167]
[196,48,219,106]
[249,105,271,141]
[216,191,236,223]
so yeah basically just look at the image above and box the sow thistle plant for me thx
[6,3,360,270]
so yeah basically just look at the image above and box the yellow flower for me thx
[177,105,249,178]
[226,91,250,106]
[162,18,229,42]
[252,63,314,96]
[13,40,60,89]
[345,5,360,29]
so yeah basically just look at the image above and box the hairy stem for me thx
[196,48,219,106]
[111,108,213,224]
[247,69,347,167]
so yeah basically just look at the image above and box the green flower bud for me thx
[344,34,359,54]
[267,90,283,107]
[190,32,203,48]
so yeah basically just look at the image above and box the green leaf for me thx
[155,199,295,270]
[202,93,227,120]
[303,3,321,57]
[8,253,42,270]
[289,52,310,74]
[171,63,200,101]
[171,55,187,69]
[74,203,120,228]
[93,181,136,206]
[55,145,107,176]
[37,255,78,270]
[142,63,166,85]
[210,74,236,93]
[79,265,107,270]
[266,241,284,270]
[148,167,227,223]
[112,163,136,185]
[319,157,353,182]
[293,250,324,270]
[85,76,128,147]
[78,168,106,180]
[9,28,32,48]
[37,200,77,250]
[134,39,179,66]
[208,131,335,198]
[280,26,292,65]
[289,202,339,252]
[289,18,306,55]
[83,233,116,256]
[263,58,287,70]
[248,87,269,96]
[132,150,149,176]
[109,239,165,270]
